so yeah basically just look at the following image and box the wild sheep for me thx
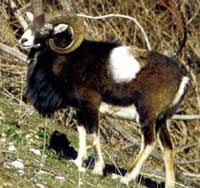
[19,9,189,188]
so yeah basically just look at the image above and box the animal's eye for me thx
[40,23,53,36]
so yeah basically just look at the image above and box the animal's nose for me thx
[21,38,28,44]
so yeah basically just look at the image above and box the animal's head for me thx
[19,0,85,54]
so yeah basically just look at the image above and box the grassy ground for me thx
[0,1,200,188]
[0,97,148,188]
[0,92,199,188]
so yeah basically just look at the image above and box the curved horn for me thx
[47,12,85,54]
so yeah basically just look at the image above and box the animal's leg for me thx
[92,127,105,175]
[157,119,175,188]
[77,107,105,175]
[74,125,87,172]
[75,89,103,174]
[76,108,105,175]
[121,118,156,184]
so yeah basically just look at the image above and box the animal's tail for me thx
[176,11,187,59]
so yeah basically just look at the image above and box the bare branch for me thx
[105,117,137,143]
[182,172,200,178]
[76,13,152,51]
[177,159,200,165]
[177,173,200,188]
[173,114,200,120]
[9,0,28,30]
[0,42,27,62]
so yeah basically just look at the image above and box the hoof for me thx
[92,162,104,176]
[92,167,104,176]
[78,166,87,172]
[120,176,130,185]
[165,182,175,188]
[74,159,86,172]
[111,173,121,180]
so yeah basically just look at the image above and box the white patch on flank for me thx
[109,46,141,83]
[172,76,189,106]
[19,29,35,48]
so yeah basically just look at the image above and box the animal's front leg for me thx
[92,129,105,176]
[74,125,87,172]
[74,89,103,174]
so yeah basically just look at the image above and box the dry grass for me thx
[0,0,200,188]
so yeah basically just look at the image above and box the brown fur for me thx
[25,36,189,188]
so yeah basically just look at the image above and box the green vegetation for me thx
[0,97,141,188]
[0,0,200,188]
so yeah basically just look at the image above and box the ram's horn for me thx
[47,12,85,54]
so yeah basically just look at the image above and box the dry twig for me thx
[0,42,27,62]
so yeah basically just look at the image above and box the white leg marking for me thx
[158,134,175,188]
[74,126,87,172]
[92,132,105,175]
[108,46,141,83]
[121,136,155,184]
[163,150,175,188]
[172,76,189,106]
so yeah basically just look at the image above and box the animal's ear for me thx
[26,12,34,22]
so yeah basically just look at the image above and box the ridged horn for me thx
[47,12,85,54]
